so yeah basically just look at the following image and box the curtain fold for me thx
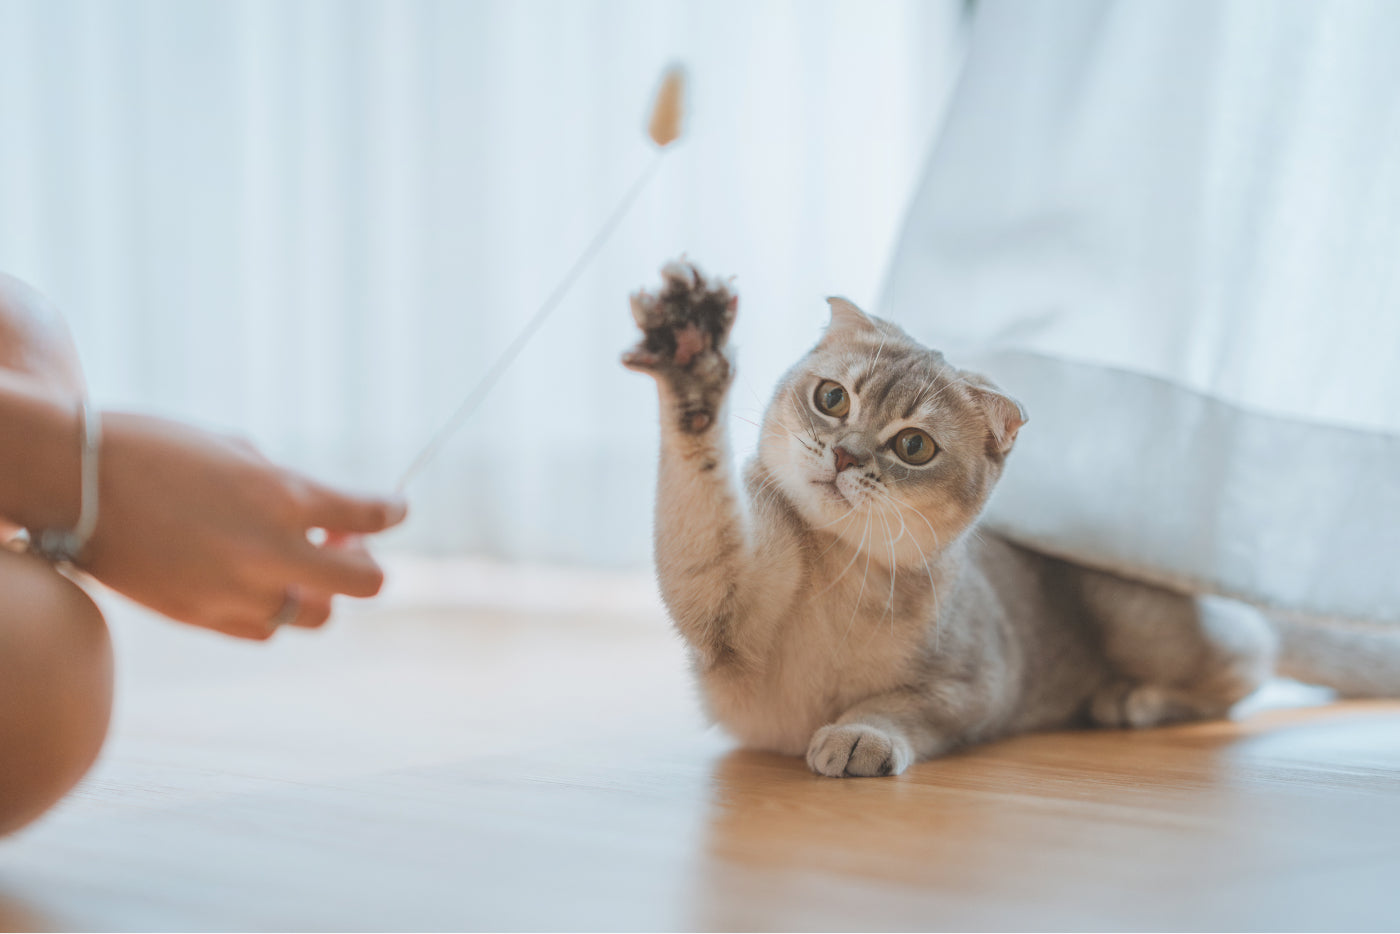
[880,0,1400,622]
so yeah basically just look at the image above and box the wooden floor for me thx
[3,558,1400,932]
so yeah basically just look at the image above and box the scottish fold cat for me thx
[624,260,1400,777]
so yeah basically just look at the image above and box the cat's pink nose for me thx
[833,445,862,473]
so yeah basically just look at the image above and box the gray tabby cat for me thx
[624,259,1400,777]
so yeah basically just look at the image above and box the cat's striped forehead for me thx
[815,326,965,423]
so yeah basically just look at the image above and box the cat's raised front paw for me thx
[623,260,737,434]
[806,723,912,778]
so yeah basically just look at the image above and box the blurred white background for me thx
[0,0,965,564]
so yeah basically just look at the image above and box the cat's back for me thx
[950,531,1110,733]
[954,532,1082,630]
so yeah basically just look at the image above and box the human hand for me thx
[83,413,406,640]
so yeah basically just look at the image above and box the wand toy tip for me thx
[648,64,687,148]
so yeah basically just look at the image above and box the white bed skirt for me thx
[882,0,1400,623]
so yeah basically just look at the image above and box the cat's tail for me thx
[1271,616,1400,698]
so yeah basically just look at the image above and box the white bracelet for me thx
[32,398,101,565]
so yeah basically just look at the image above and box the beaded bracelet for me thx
[31,398,101,565]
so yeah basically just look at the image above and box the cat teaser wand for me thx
[396,65,687,493]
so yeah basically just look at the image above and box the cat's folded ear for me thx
[963,372,1027,457]
[824,297,880,337]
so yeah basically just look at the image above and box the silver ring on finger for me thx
[269,588,301,629]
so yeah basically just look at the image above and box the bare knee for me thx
[0,549,113,837]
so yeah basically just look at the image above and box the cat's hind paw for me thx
[623,261,737,433]
[1089,681,1223,729]
[806,723,912,778]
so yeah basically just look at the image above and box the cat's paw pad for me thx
[806,723,912,778]
[623,260,736,377]
[623,260,738,434]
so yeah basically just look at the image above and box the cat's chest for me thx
[707,567,931,754]
[774,584,926,698]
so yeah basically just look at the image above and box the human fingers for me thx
[286,588,334,629]
[195,586,331,639]
[284,536,386,599]
[299,480,407,535]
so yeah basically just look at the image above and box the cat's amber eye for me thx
[893,427,937,465]
[814,380,850,418]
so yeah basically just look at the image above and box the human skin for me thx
[0,273,406,834]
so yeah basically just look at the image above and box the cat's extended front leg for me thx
[806,690,960,777]
[624,261,752,671]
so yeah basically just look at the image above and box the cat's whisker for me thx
[828,506,873,655]
[809,500,863,532]
[816,504,871,597]
[866,487,915,540]
[869,330,889,371]
[813,507,862,560]
[875,486,942,554]
[884,506,907,638]
[760,415,818,455]
[747,476,779,512]
[879,493,910,548]
[873,500,910,640]
[786,386,823,445]
[866,505,898,643]
[865,488,940,634]
[871,490,940,622]
[753,478,790,518]
[746,469,789,518]
[890,500,943,645]
[835,508,876,652]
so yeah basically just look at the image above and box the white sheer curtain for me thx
[0,0,963,564]
[881,0,1400,623]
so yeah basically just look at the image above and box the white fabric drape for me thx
[0,0,963,563]
[881,0,1400,623]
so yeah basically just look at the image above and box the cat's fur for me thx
[625,260,1400,777]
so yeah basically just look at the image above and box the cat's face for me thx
[758,299,1025,566]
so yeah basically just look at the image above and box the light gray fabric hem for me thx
[966,349,1400,625]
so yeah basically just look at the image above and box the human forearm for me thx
[0,273,407,639]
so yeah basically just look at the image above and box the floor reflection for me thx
[688,704,1400,930]
[1224,704,1400,772]
[0,886,58,932]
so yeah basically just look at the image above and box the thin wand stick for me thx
[397,151,665,493]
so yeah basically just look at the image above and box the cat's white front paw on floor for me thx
[806,723,911,778]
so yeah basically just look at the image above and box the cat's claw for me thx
[624,261,736,370]
[806,723,912,778]
[623,259,738,435]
